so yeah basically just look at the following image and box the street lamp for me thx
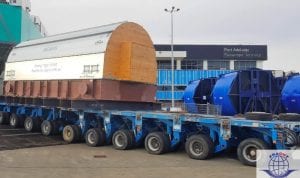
[164,6,180,109]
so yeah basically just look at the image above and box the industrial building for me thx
[155,44,268,101]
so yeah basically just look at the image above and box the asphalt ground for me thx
[0,124,256,178]
[0,124,66,151]
[0,144,255,178]
[4,124,300,178]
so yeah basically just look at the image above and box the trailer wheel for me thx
[85,128,106,147]
[72,125,82,141]
[41,120,54,136]
[284,128,298,147]
[0,112,9,124]
[33,117,43,132]
[9,114,24,128]
[145,132,170,155]
[112,129,134,150]
[63,125,81,143]
[24,117,34,132]
[237,138,268,166]
[185,134,214,160]
[24,117,42,132]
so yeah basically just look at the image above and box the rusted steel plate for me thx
[4,79,156,103]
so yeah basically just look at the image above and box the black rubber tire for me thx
[0,112,9,125]
[72,125,82,141]
[112,129,135,150]
[24,117,34,132]
[24,117,42,132]
[41,120,53,136]
[144,132,170,155]
[237,138,268,166]
[63,125,81,143]
[32,117,43,132]
[51,120,61,135]
[278,113,300,121]
[85,128,106,147]
[284,128,298,147]
[9,114,24,128]
[244,112,273,121]
[185,134,214,160]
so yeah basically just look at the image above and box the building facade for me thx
[155,44,268,101]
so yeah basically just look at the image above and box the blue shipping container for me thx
[157,70,232,86]
[156,70,232,101]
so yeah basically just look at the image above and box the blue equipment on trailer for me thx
[212,69,282,116]
[183,69,282,116]
[183,78,217,113]
[281,74,300,114]
[0,101,298,166]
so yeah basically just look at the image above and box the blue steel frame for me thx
[0,102,291,153]
[237,70,281,114]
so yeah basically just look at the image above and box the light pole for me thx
[164,6,180,109]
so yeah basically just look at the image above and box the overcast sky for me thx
[30,0,300,72]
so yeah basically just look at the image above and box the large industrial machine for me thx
[183,68,300,117]
[183,78,217,113]
[0,22,298,167]
[212,69,282,116]
[3,22,158,108]
[281,75,300,114]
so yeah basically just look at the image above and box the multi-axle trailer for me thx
[0,101,298,166]
[0,21,298,167]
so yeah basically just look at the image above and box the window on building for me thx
[157,86,171,91]
[207,61,230,70]
[234,61,256,70]
[157,60,177,70]
[181,59,203,70]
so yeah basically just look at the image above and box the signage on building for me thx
[223,47,264,59]
[154,45,268,61]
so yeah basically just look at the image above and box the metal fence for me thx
[161,102,222,116]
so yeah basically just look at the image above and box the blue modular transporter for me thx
[0,100,298,167]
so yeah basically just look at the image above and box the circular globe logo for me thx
[268,152,289,177]
[262,152,296,178]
